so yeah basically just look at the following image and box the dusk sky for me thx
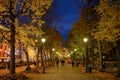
[52,0,84,42]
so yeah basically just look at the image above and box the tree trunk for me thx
[83,53,85,67]
[9,0,16,75]
[117,52,120,78]
[41,45,45,73]
[36,47,39,67]
[98,40,103,71]
[9,23,15,74]
[86,45,88,67]
[90,38,95,68]
[91,48,94,68]
[24,44,31,70]
[116,41,120,78]
[50,48,52,66]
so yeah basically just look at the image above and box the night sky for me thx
[52,0,84,42]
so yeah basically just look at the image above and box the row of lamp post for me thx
[52,48,60,59]
[40,36,60,73]
[51,48,55,65]
[37,35,56,73]
[40,36,88,73]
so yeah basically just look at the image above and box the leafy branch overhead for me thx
[0,0,53,44]
[94,0,120,42]
[0,0,53,75]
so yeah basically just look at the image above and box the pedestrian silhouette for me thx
[55,57,59,67]
[61,58,65,66]
[72,60,74,67]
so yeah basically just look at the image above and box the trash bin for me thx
[86,66,92,73]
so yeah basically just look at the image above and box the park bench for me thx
[104,67,117,74]
[102,61,117,74]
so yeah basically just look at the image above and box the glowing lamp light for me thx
[83,38,88,43]
[41,38,46,43]
[52,48,55,51]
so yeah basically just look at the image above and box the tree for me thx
[94,0,120,42]
[45,28,63,59]
[42,3,63,64]
[94,0,120,77]
[16,23,44,70]
[65,3,103,69]
[0,0,53,75]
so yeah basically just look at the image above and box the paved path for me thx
[30,64,118,80]
[0,64,119,80]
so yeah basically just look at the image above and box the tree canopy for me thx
[94,0,120,42]
[0,0,53,74]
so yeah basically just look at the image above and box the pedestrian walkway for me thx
[26,64,118,80]
[0,64,119,80]
[0,65,34,76]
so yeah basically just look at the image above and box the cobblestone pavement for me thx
[31,64,119,80]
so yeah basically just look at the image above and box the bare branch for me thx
[18,0,32,15]
[0,31,10,42]
[0,0,10,10]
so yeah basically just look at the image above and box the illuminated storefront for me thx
[0,43,10,62]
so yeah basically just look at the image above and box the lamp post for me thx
[41,37,46,73]
[52,48,55,59]
[52,48,55,66]
[52,48,55,51]
[83,38,88,72]
[35,39,39,67]
[19,41,22,66]
[74,48,77,52]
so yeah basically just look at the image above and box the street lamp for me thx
[74,48,77,51]
[41,38,46,43]
[52,48,55,58]
[52,48,55,51]
[51,48,55,64]
[41,37,46,73]
[83,37,88,72]
[83,38,88,43]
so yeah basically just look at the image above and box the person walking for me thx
[55,56,59,67]
[72,60,74,67]
[61,58,65,66]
